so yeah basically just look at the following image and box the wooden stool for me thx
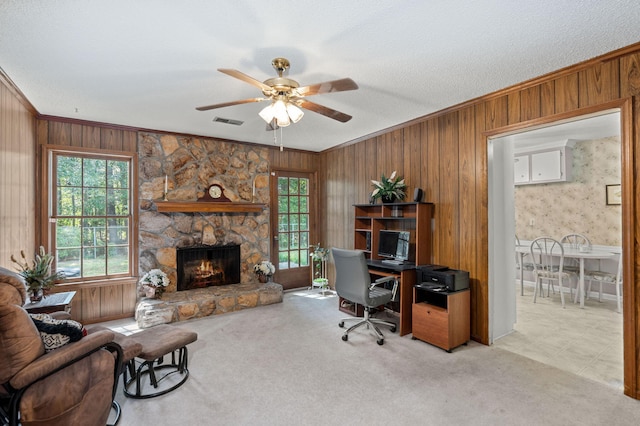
[123,324,198,399]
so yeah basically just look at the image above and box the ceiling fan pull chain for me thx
[280,126,284,151]
[272,122,278,146]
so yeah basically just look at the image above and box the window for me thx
[51,151,134,280]
[277,176,310,270]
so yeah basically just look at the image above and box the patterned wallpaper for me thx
[515,136,621,246]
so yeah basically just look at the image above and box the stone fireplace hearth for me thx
[135,281,283,328]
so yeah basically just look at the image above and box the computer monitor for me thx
[378,230,410,262]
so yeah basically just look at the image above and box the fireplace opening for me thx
[177,244,241,291]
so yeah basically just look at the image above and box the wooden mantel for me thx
[156,201,266,213]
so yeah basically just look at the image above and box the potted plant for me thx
[253,260,275,283]
[11,246,66,302]
[371,170,407,203]
[310,243,329,289]
[139,268,170,299]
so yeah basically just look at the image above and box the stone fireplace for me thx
[137,131,272,294]
[134,132,283,328]
[177,244,241,291]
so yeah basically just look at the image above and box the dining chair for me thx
[515,235,536,296]
[560,233,591,271]
[530,237,575,308]
[585,252,623,313]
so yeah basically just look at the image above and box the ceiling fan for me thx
[196,57,358,127]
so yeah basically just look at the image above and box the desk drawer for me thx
[412,302,449,349]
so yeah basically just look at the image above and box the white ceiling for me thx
[1,1,639,152]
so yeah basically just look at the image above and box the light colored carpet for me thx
[111,290,639,425]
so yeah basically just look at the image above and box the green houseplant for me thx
[11,246,65,302]
[310,243,329,289]
[371,170,407,203]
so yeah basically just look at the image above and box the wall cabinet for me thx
[514,147,573,185]
[514,155,530,184]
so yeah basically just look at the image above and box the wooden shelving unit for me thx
[353,202,433,264]
[338,298,364,317]
[156,201,266,213]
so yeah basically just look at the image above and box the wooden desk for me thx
[367,261,416,336]
[25,291,76,314]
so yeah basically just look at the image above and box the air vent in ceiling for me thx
[213,117,243,126]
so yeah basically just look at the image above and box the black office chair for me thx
[332,248,398,345]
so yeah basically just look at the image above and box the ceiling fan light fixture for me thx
[273,100,291,127]
[286,103,304,123]
[259,104,275,123]
[275,115,291,127]
[272,99,287,117]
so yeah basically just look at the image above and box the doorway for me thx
[488,109,624,389]
[269,170,317,290]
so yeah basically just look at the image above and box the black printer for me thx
[416,265,469,292]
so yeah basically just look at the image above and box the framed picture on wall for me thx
[606,184,621,205]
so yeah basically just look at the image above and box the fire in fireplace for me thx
[177,244,241,291]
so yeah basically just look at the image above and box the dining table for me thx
[515,244,616,308]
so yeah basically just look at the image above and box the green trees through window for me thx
[54,153,132,278]
[277,176,310,270]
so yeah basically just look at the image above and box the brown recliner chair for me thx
[0,267,123,426]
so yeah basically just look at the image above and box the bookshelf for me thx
[353,202,433,264]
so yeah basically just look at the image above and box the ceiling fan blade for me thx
[296,99,353,123]
[294,78,358,97]
[218,69,273,93]
[195,98,265,111]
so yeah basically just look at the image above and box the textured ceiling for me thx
[1,1,639,151]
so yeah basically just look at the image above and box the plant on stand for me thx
[371,170,407,203]
[11,246,66,302]
[139,268,170,299]
[310,243,329,290]
[253,260,275,283]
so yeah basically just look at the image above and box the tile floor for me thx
[493,283,624,391]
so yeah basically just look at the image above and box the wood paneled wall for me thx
[320,45,640,399]
[0,75,36,270]
[269,147,320,172]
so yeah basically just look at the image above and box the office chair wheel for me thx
[377,339,384,345]
[342,334,348,341]
[338,321,345,328]
[390,326,397,333]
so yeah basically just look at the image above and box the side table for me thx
[24,291,76,315]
